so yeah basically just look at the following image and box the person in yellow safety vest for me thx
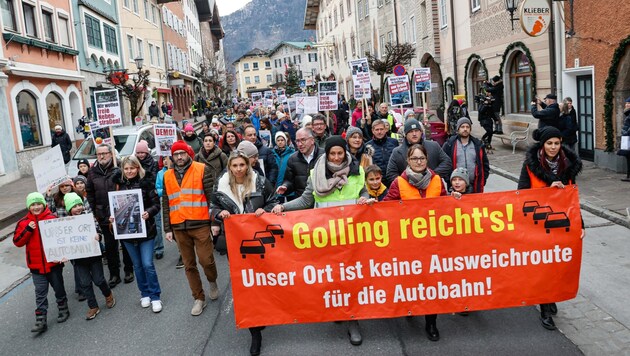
[162,140,219,317]
[382,143,445,341]
[272,135,376,346]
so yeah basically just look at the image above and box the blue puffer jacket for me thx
[366,136,399,175]
[272,145,295,189]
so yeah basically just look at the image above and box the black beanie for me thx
[77,158,89,169]
[324,135,347,156]
[533,127,563,143]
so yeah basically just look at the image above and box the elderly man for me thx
[163,141,219,316]
[375,103,396,130]
[385,118,452,186]
[277,128,323,198]
[86,144,134,287]
[531,94,561,130]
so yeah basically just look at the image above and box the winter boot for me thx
[249,327,262,356]
[57,303,70,323]
[31,314,47,333]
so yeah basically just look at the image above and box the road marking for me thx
[223,296,233,315]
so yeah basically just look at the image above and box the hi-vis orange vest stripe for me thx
[526,166,572,189]
[164,161,209,224]
[397,174,442,200]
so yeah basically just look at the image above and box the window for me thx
[342,39,347,59]
[152,5,158,24]
[378,0,383,7]
[254,76,260,83]
[265,61,271,69]
[42,10,54,42]
[364,0,369,18]
[85,15,102,48]
[366,41,371,55]
[410,16,416,43]
[388,31,393,44]
[509,52,532,113]
[123,0,129,8]
[420,3,427,37]
[58,16,70,46]
[149,43,154,65]
[127,35,134,59]
[379,35,385,58]
[440,0,447,28]
[245,77,251,84]
[358,0,362,19]
[347,0,351,15]
[308,53,318,62]
[137,39,143,59]
[104,25,118,54]
[471,0,480,12]
[350,33,356,55]
[276,74,283,83]
[402,21,407,42]
[243,63,250,71]
[471,61,487,110]
[266,74,272,82]
[22,3,37,37]
[340,3,344,21]
[1,0,17,31]
[46,93,65,132]
[253,62,259,70]
[156,46,161,66]
[17,90,42,148]
[143,0,149,19]
[132,0,139,14]
[334,9,337,27]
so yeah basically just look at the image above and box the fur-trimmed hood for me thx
[524,143,582,185]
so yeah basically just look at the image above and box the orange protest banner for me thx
[225,186,583,329]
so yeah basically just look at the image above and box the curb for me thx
[490,165,630,230]
[0,273,30,300]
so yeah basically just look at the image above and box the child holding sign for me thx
[65,193,115,320]
[13,192,69,333]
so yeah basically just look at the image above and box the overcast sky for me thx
[216,0,252,16]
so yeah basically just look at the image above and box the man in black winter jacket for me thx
[148,101,160,119]
[243,125,278,185]
[277,128,323,198]
[366,119,398,175]
[485,76,504,134]
[531,94,561,129]
[441,118,489,193]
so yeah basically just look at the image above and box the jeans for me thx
[174,225,217,301]
[101,224,134,278]
[32,264,67,315]
[123,239,161,301]
[75,258,111,309]
[154,210,164,254]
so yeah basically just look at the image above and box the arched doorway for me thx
[506,51,533,114]
[469,60,487,110]
[17,90,42,148]
[421,54,444,118]
[69,91,83,139]
[46,92,65,133]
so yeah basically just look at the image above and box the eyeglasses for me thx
[409,156,427,163]
[295,137,313,144]
[173,152,188,157]
[312,123,325,127]
[96,152,111,157]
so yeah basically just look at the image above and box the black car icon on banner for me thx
[522,201,540,216]
[266,224,284,239]
[240,239,265,259]
[544,212,571,233]
[533,206,553,224]
[254,231,276,248]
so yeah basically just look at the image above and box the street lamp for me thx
[134,56,144,70]
[505,0,520,31]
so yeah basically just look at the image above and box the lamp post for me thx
[505,0,520,31]
[134,56,144,70]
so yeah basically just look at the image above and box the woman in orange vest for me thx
[382,143,445,341]
[517,126,583,331]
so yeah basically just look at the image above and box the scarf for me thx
[312,154,351,197]
[539,147,565,176]
[367,183,387,199]
[405,166,433,190]
[174,158,193,180]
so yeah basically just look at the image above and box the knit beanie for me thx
[533,126,563,143]
[626,96,630,103]
[403,109,415,119]
[275,131,287,143]
[26,192,46,209]
[456,117,473,131]
[450,167,470,185]
[73,175,87,186]
[170,140,195,158]
[324,135,347,156]
[301,115,313,127]
[64,193,84,212]
[135,140,150,154]
[345,126,363,141]
[237,140,259,158]
[404,118,422,134]
[77,158,90,169]
[184,123,195,132]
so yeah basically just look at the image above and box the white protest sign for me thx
[297,96,319,114]
[413,68,432,93]
[278,94,288,105]
[32,145,68,193]
[252,92,263,106]
[108,189,147,239]
[94,89,122,127]
[154,124,177,156]
[264,91,274,99]
[39,214,101,261]
[388,75,412,106]
[264,98,274,108]
[318,81,338,111]
[349,58,372,99]
[88,121,112,147]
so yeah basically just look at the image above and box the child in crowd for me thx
[13,192,69,333]
[65,193,115,320]
[450,167,471,199]
[77,159,90,177]
[73,175,88,198]
[364,165,388,201]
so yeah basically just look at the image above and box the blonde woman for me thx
[210,151,277,356]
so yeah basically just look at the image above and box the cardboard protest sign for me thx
[318,81,338,111]
[264,91,274,99]
[349,58,372,99]
[388,76,412,106]
[259,129,272,148]
[39,214,101,261]
[225,187,583,328]
[32,145,68,193]
[154,124,177,156]
[264,98,274,108]
[94,89,122,127]
[88,121,112,148]
[413,68,432,93]
[252,92,263,106]
[108,189,147,239]
[296,97,319,114]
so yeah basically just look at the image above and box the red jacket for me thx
[13,207,59,274]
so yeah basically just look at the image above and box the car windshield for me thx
[73,134,138,159]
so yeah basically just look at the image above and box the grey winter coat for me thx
[385,139,453,186]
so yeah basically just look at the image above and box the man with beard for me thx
[86,145,134,287]
[385,119,452,186]
[163,141,219,316]
[366,119,398,175]
[441,118,490,193]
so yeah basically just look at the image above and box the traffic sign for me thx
[393,64,406,76]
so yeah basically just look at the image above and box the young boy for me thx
[450,167,471,199]
[364,165,388,201]
[13,192,70,333]
[65,193,115,320]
